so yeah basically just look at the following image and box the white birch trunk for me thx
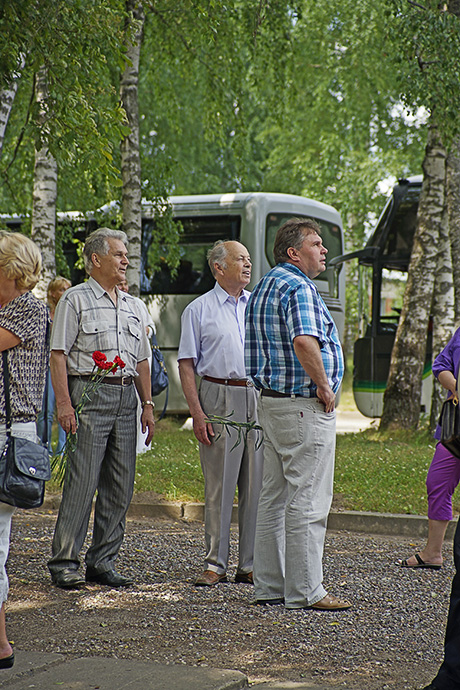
[120,0,145,298]
[31,67,57,301]
[380,123,447,429]
[0,54,25,161]
[447,139,460,323]
[430,200,455,429]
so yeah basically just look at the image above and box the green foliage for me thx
[0,0,129,213]
[390,0,460,144]
[2,0,459,295]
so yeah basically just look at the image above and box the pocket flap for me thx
[12,438,51,481]
[81,320,109,335]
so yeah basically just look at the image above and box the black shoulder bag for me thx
[439,394,460,458]
[0,350,51,509]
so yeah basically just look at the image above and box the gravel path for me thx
[6,510,454,689]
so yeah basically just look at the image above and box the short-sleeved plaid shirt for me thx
[245,263,343,396]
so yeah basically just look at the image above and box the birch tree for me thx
[380,125,446,429]
[379,0,460,429]
[31,67,57,300]
[429,203,455,429]
[120,0,144,296]
[447,142,460,323]
[0,55,25,160]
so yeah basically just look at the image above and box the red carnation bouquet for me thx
[51,351,126,484]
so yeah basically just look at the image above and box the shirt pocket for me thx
[80,319,109,350]
[124,317,142,359]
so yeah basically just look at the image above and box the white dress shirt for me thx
[177,282,249,379]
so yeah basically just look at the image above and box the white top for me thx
[177,282,249,379]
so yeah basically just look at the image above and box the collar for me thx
[87,276,119,302]
[213,281,249,306]
[277,262,315,285]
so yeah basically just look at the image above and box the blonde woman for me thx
[37,277,71,452]
[0,231,49,668]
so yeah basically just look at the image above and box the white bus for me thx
[140,192,345,413]
[1,192,345,415]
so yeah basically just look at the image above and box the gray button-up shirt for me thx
[51,276,151,377]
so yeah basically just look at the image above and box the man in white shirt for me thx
[178,240,263,586]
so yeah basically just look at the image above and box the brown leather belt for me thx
[203,375,250,387]
[75,375,134,387]
[261,389,302,398]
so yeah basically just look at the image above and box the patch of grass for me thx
[47,413,460,516]
[335,427,440,515]
[134,417,204,502]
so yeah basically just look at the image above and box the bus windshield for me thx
[141,214,241,295]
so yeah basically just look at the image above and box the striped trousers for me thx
[48,378,137,576]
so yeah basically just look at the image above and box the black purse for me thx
[1,351,51,509]
[150,333,169,420]
[439,395,460,458]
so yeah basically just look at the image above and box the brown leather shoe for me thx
[234,571,253,584]
[310,593,352,611]
[194,570,228,587]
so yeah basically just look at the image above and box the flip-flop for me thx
[398,553,442,570]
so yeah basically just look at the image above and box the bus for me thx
[140,192,345,413]
[1,192,346,414]
[330,175,431,418]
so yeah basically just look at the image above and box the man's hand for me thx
[316,384,336,413]
[51,351,77,434]
[140,406,155,445]
[192,411,215,446]
[57,401,78,435]
[178,358,215,446]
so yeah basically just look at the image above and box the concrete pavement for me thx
[0,651,342,689]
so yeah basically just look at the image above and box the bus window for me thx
[141,214,241,295]
[264,213,343,298]
[378,268,406,333]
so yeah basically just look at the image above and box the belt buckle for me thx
[121,377,130,387]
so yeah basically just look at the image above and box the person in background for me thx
[37,277,71,453]
[420,518,460,690]
[47,228,155,590]
[0,231,49,668]
[245,217,351,611]
[118,278,155,454]
[178,240,263,587]
[398,329,460,570]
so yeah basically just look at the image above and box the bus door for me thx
[331,176,432,417]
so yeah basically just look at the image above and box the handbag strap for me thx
[2,350,12,436]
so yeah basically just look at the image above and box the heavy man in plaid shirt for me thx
[245,217,351,612]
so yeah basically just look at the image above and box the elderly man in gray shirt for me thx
[48,228,155,589]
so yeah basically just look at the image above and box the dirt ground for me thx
[5,508,453,689]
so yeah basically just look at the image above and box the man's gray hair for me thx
[207,240,229,278]
[83,227,128,274]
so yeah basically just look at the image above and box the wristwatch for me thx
[141,400,155,408]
